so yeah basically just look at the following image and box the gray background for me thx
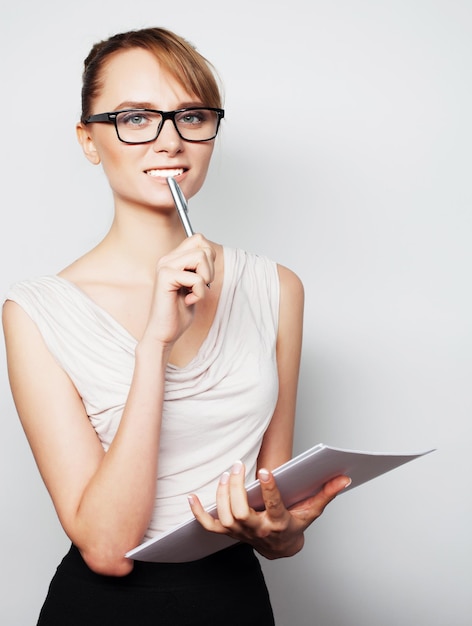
[1,1,471,624]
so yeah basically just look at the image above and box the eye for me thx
[118,110,156,127]
[176,109,208,126]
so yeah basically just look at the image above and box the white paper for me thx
[126,444,434,563]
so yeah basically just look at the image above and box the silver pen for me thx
[167,176,194,237]
[166,176,211,288]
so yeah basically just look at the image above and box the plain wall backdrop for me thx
[1,1,471,624]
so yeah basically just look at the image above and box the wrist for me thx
[256,532,305,561]
[135,334,172,365]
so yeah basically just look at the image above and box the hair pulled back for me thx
[80,27,223,123]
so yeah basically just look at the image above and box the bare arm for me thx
[3,236,214,576]
[256,264,305,471]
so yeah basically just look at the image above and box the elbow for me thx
[80,548,135,577]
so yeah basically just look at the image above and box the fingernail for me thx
[187,494,195,506]
[343,478,352,489]
[231,460,243,475]
[220,471,230,485]
[259,468,270,483]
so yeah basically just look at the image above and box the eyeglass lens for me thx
[116,109,220,143]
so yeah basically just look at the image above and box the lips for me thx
[145,167,185,178]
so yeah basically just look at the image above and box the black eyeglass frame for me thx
[84,107,225,144]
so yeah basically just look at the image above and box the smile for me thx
[145,168,184,178]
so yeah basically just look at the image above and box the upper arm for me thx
[257,264,304,471]
[2,299,105,536]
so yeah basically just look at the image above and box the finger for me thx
[257,468,289,522]
[187,493,226,534]
[174,235,215,286]
[323,475,352,498]
[190,236,216,286]
[183,248,213,288]
[181,272,210,304]
[227,461,252,522]
[290,475,352,521]
[160,267,209,304]
[158,241,214,288]
[214,470,235,527]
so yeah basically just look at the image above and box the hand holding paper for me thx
[126,444,434,563]
[188,461,351,560]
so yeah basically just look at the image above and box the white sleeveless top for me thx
[6,247,280,539]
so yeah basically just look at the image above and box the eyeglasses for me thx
[84,107,225,144]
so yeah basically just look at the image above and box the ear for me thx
[76,122,101,165]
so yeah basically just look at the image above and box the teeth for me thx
[146,168,184,177]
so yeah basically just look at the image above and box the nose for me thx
[152,118,183,154]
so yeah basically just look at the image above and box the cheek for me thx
[189,145,214,193]
[98,144,141,186]
[99,154,128,189]
[92,126,138,171]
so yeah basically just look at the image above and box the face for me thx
[77,48,215,211]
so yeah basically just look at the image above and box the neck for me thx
[98,200,189,281]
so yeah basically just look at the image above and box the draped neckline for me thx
[52,247,229,371]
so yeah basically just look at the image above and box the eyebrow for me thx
[114,100,204,111]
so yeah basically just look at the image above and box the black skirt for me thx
[37,543,275,626]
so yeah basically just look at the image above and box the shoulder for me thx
[223,247,304,312]
[224,246,279,292]
[276,264,304,303]
[227,247,293,286]
[2,276,80,347]
[3,293,52,370]
[276,264,304,336]
[2,297,24,330]
[3,277,52,339]
[225,246,304,306]
[5,276,58,299]
[3,276,65,318]
[3,277,47,321]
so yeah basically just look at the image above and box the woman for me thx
[3,27,349,625]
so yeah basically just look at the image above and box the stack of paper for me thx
[126,443,433,563]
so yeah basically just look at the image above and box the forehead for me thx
[95,48,198,109]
